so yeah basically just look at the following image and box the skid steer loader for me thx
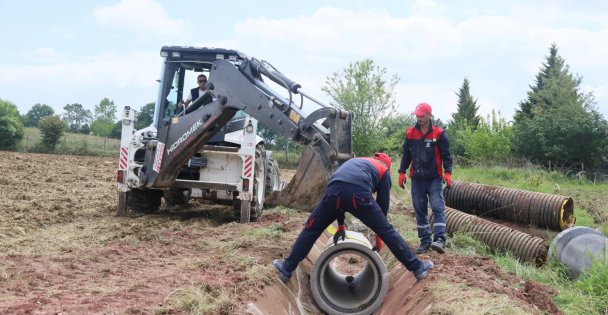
[116,46,352,222]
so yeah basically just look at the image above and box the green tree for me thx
[24,103,55,127]
[91,119,115,137]
[38,115,66,151]
[135,102,155,129]
[322,59,399,156]
[512,43,608,169]
[110,120,122,139]
[450,78,481,129]
[62,103,92,132]
[94,98,117,122]
[80,123,91,135]
[456,111,511,164]
[449,78,481,157]
[0,99,25,150]
[380,114,416,156]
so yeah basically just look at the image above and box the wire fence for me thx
[21,134,120,157]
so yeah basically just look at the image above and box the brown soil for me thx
[0,151,561,314]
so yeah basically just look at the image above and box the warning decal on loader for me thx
[153,142,165,173]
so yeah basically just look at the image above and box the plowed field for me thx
[0,151,560,314]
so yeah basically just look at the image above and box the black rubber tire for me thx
[127,188,164,213]
[265,157,280,196]
[250,145,266,222]
[164,187,191,206]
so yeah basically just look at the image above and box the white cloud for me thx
[24,47,68,63]
[0,51,160,113]
[223,5,608,120]
[94,0,183,36]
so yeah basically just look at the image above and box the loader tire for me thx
[250,145,266,222]
[127,188,164,213]
[265,156,280,196]
[164,187,191,206]
[234,145,266,223]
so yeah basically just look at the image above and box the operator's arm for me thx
[439,130,452,174]
[398,137,412,174]
[376,172,391,216]
[183,90,193,106]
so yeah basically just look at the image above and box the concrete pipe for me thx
[444,180,575,231]
[549,226,608,278]
[310,231,389,315]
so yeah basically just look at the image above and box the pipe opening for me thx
[560,198,575,230]
[311,243,388,314]
[319,250,379,310]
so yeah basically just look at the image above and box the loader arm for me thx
[139,47,352,204]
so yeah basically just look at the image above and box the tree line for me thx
[2,43,607,173]
[0,97,155,152]
[311,43,607,173]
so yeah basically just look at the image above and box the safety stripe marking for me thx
[417,224,431,229]
[244,156,253,177]
[119,147,128,170]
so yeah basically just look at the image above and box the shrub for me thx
[38,115,66,151]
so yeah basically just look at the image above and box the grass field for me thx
[20,127,120,156]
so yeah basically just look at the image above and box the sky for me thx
[1,0,607,123]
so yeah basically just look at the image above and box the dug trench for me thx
[0,151,560,314]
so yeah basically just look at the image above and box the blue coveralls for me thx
[399,121,453,245]
[282,158,423,273]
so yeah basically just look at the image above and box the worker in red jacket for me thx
[398,102,453,254]
[273,153,433,283]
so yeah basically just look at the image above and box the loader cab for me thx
[154,46,246,129]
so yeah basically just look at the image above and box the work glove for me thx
[372,235,383,251]
[443,172,453,189]
[398,172,406,189]
[333,225,346,246]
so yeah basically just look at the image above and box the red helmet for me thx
[373,152,391,169]
[412,102,432,116]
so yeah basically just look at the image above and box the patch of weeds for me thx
[245,264,275,286]
[223,254,256,272]
[431,280,531,315]
[572,258,608,315]
[245,223,285,241]
[493,167,519,181]
[448,231,489,257]
[165,285,235,315]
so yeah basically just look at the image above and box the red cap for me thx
[373,152,391,169]
[412,102,432,116]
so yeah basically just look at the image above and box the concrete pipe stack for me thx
[444,180,575,230]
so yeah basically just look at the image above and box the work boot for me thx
[272,259,292,283]
[415,243,431,254]
[413,260,434,281]
[431,240,445,254]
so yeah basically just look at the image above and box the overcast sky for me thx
[1,0,606,123]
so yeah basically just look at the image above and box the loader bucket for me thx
[266,146,330,211]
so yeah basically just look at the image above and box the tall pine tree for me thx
[512,43,608,169]
[450,78,481,129]
[448,78,481,157]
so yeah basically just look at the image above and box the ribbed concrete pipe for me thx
[435,207,548,264]
[310,231,389,315]
[444,180,575,231]
[549,226,608,278]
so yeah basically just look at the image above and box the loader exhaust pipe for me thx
[310,231,389,315]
